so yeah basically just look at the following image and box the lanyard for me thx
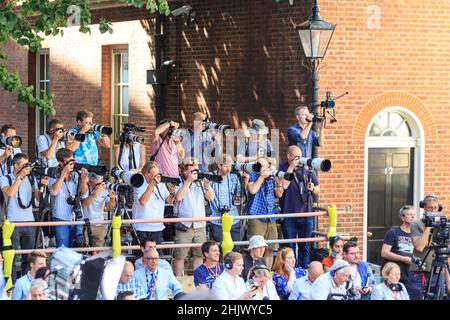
[205,263,221,279]
[145,269,158,300]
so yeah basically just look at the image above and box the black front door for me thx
[367,148,414,265]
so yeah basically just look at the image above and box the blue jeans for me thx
[53,218,83,248]
[282,217,314,268]
[210,223,241,244]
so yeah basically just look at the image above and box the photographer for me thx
[115,128,146,173]
[287,105,324,158]
[48,148,88,248]
[381,205,419,299]
[151,120,185,177]
[410,194,448,300]
[245,157,286,269]
[36,119,71,167]
[173,157,215,276]
[209,154,242,243]
[68,110,110,165]
[236,119,274,164]
[187,112,221,172]
[0,153,47,279]
[0,124,22,176]
[80,172,116,247]
[279,145,319,268]
[132,161,175,244]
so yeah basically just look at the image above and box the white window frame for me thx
[35,49,50,137]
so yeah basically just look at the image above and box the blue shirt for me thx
[188,131,216,172]
[134,257,173,273]
[278,162,319,214]
[289,275,313,300]
[71,126,100,165]
[12,272,32,300]
[287,123,320,158]
[134,267,182,300]
[245,173,277,221]
[273,267,308,300]
[193,263,224,289]
[209,173,241,225]
[116,277,146,299]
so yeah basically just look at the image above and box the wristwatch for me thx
[17,176,24,181]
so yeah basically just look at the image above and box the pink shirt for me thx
[152,137,180,177]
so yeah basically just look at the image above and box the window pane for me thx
[40,54,45,80]
[114,54,121,84]
[45,54,50,81]
[122,85,129,115]
[122,53,129,83]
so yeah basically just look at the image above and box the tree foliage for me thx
[0,0,170,116]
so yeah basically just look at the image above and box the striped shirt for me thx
[245,172,277,221]
[116,277,147,299]
[48,173,79,221]
[209,173,241,225]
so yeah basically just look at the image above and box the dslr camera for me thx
[203,113,232,136]
[121,123,145,144]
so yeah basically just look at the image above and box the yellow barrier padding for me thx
[327,205,337,256]
[221,213,234,257]
[112,215,122,258]
[2,220,15,294]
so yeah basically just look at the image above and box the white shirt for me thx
[36,134,65,167]
[289,275,313,300]
[212,271,247,300]
[132,181,169,232]
[48,174,79,221]
[350,264,362,288]
[174,180,206,228]
[310,272,347,300]
[246,280,280,300]
[81,188,110,222]
[371,283,410,300]
[0,173,37,222]
[118,144,141,171]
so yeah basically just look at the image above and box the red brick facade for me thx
[1,0,450,255]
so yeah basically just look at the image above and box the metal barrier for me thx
[1,206,340,293]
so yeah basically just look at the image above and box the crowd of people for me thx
[0,107,448,300]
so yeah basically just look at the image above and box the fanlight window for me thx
[369,111,412,137]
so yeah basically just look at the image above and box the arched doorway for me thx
[365,107,424,265]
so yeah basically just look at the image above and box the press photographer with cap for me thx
[211,251,257,300]
[409,194,449,300]
[80,172,116,247]
[287,105,324,158]
[243,235,268,281]
[0,153,47,279]
[279,145,319,268]
[173,156,215,276]
[381,205,419,299]
[310,259,352,300]
[236,119,275,164]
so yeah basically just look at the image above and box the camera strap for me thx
[211,173,232,213]
[15,174,35,210]
[150,134,169,162]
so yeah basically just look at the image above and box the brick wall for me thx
[2,1,450,253]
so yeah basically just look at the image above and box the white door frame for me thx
[363,106,425,262]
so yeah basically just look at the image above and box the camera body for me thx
[0,135,22,149]
[219,206,230,215]
[120,123,145,144]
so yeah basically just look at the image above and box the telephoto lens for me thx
[106,182,128,193]
[160,176,182,186]
[126,134,144,144]
[197,172,223,183]
[0,135,22,148]
[62,130,85,142]
[299,157,332,172]
[232,161,262,174]
[205,122,232,136]
[92,123,113,135]
[74,163,108,176]
[111,167,144,188]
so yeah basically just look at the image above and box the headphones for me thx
[224,259,234,270]
[248,264,270,277]
[419,194,443,211]
[329,264,348,277]
[385,281,402,292]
